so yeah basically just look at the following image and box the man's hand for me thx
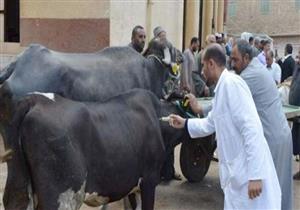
[248,180,262,199]
[185,93,203,114]
[169,114,186,129]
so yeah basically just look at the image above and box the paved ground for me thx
[0,140,298,210]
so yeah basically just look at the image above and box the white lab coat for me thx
[187,69,281,210]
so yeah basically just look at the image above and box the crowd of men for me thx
[127,25,299,210]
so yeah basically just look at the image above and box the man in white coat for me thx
[169,44,281,210]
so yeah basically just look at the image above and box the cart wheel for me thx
[180,135,215,182]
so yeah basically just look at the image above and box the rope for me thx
[147,54,163,65]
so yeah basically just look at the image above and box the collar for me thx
[214,68,228,93]
[265,62,274,69]
[284,54,292,60]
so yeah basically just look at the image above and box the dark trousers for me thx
[292,120,300,155]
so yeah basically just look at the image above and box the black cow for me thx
[0,39,178,102]
[4,89,187,210]
[0,39,184,210]
[0,38,181,172]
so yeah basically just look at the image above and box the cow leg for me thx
[3,128,33,210]
[140,179,156,210]
[128,193,137,210]
[122,193,137,210]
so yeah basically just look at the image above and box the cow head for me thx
[143,38,182,78]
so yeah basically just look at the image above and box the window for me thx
[228,0,236,17]
[260,0,270,15]
[296,0,300,10]
[0,0,4,42]
[3,0,20,42]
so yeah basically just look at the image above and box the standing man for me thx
[266,50,282,85]
[278,43,295,82]
[249,36,254,46]
[169,44,281,210]
[289,48,300,180]
[181,37,199,93]
[128,25,146,53]
[231,39,293,210]
[257,39,271,65]
[193,34,217,97]
[252,37,261,57]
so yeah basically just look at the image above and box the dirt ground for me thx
[0,137,299,210]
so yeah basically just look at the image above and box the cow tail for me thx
[1,97,35,163]
[0,59,17,84]
[3,97,37,209]
[12,97,38,132]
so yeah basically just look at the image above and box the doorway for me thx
[4,0,19,42]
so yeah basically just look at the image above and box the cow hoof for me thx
[84,193,109,207]
[173,172,182,181]
[293,171,300,180]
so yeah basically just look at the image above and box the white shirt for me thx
[266,62,282,84]
[187,69,281,209]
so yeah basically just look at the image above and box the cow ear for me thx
[162,48,171,65]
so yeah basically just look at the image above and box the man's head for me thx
[231,39,253,75]
[215,33,223,44]
[285,44,293,56]
[131,25,146,53]
[205,34,216,46]
[190,37,199,52]
[266,50,274,68]
[254,37,260,49]
[249,37,254,46]
[153,26,166,40]
[262,40,271,53]
[259,40,265,51]
[201,43,226,85]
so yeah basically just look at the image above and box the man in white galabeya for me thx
[168,44,281,210]
[231,40,293,210]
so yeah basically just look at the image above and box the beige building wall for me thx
[20,0,109,19]
[1,0,185,55]
[149,0,184,50]
[110,0,147,47]
[19,0,110,53]
[226,0,300,57]
[226,1,300,36]
[110,0,184,50]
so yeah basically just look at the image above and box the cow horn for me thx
[162,47,171,65]
[0,149,13,163]
[0,59,16,84]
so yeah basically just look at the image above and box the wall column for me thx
[183,0,199,49]
[216,0,224,33]
[201,0,213,47]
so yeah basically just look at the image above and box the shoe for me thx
[212,152,219,162]
[293,171,300,180]
[296,155,299,162]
